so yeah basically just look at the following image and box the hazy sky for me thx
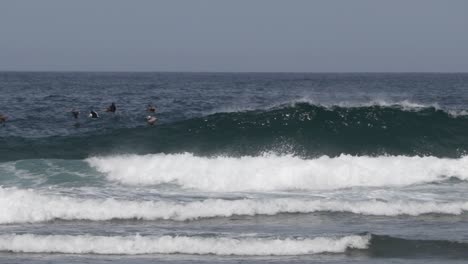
[0,0,467,72]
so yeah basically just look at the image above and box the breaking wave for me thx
[1,233,467,258]
[0,233,369,255]
[87,153,468,191]
[2,188,468,224]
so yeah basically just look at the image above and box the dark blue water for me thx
[1,72,468,263]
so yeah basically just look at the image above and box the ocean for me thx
[0,72,468,263]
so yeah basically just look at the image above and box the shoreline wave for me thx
[2,187,468,224]
[1,233,467,258]
[0,233,369,255]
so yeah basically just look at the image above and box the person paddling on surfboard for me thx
[147,104,156,113]
[89,110,99,118]
[0,113,7,126]
[71,109,80,119]
[146,115,157,125]
[106,102,116,113]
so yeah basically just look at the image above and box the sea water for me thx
[1,72,468,263]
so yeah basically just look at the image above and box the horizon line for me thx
[0,70,467,74]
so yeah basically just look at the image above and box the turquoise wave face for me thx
[0,159,102,188]
[3,153,468,191]
[1,103,468,161]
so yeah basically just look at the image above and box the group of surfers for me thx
[0,103,158,126]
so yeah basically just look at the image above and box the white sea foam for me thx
[87,153,468,192]
[0,233,369,255]
[332,99,432,110]
[1,188,468,224]
[205,99,436,115]
[448,109,468,117]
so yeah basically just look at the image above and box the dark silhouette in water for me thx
[71,110,80,119]
[0,114,7,126]
[147,104,156,113]
[89,110,99,118]
[106,102,116,113]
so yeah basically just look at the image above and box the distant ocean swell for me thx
[1,103,468,161]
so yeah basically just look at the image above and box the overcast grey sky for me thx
[0,0,467,72]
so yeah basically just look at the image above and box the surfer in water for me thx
[71,109,80,127]
[0,113,7,126]
[71,109,80,119]
[146,115,157,125]
[106,102,116,113]
[89,110,99,118]
[147,104,156,113]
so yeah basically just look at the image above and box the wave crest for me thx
[2,188,468,224]
[3,103,468,161]
[87,153,468,191]
[0,233,369,255]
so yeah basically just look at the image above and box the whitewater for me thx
[2,72,468,264]
[87,153,468,191]
[0,234,370,255]
[1,186,468,224]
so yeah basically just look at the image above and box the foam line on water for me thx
[1,188,468,224]
[87,153,468,191]
[0,234,369,255]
